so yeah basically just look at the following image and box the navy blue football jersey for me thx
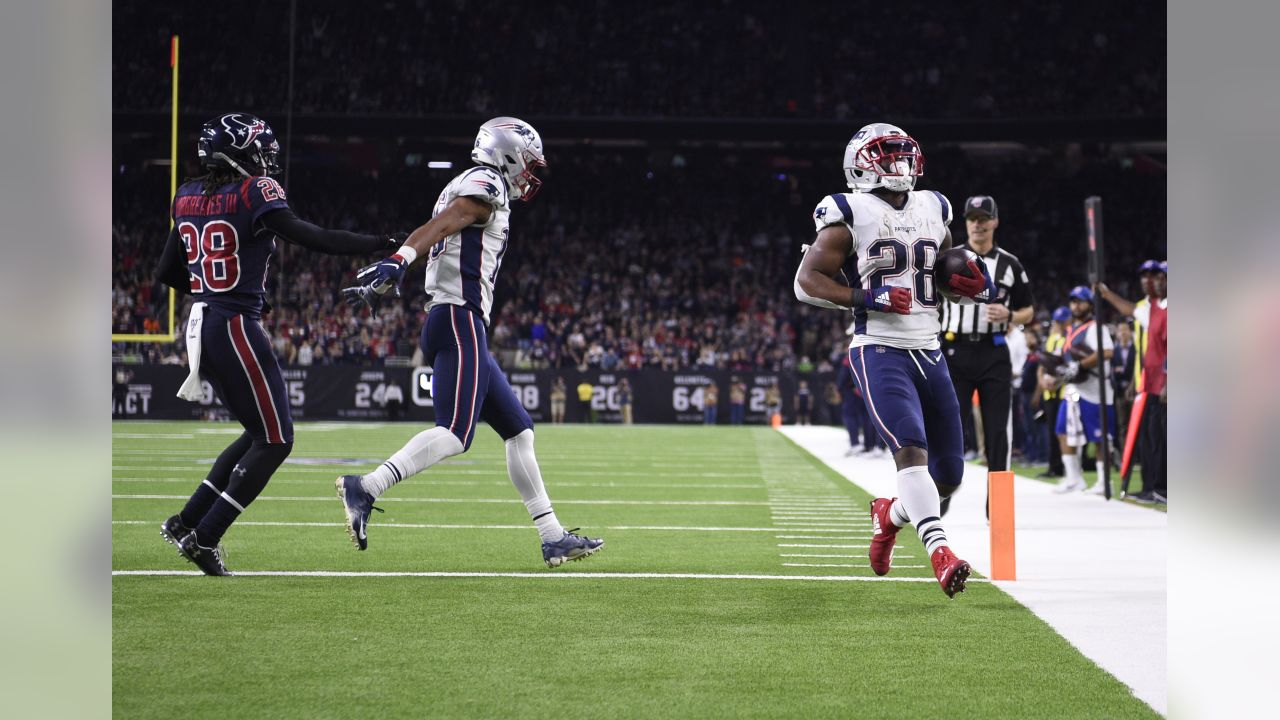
[171,175,289,316]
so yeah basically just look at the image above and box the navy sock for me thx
[179,432,253,528]
[194,440,292,546]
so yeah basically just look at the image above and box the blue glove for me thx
[862,286,912,315]
[341,254,408,309]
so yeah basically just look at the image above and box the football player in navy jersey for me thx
[154,112,402,575]
[336,117,604,568]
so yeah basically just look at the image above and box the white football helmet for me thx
[471,116,547,201]
[842,122,924,193]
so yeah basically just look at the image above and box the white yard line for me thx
[777,543,868,549]
[782,563,928,569]
[111,494,771,507]
[112,520,854,534]
[778,425,1167,717]
[111,569,981,583]
[774,534,868,540]
[780,553,915,559]
[111,466,764,481]
[112,476,764,490]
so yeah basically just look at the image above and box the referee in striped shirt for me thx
[940,196,1035,488]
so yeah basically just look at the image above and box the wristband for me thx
[848,287,866,308]
[392,246,418,266]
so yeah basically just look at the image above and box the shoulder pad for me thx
[813,194,855,232]
[928,190,952,226]
[455,166,508,206]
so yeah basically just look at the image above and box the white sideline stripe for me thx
[778,424,1168,716]
[111,569,980,584]
[112,520,854,533]
[111,494,772,507]
[777,543,868,548]
[782,563,929,569]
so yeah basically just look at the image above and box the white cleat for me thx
[1054,478,1086,494]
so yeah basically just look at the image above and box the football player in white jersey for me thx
[794,122,996,598]
[336,117,603,567]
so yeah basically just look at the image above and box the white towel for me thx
[176,302,206,402]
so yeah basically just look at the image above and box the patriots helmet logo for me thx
[814,207,827,220]
[473,179,500,197]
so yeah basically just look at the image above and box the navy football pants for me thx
[422,304,533,449]
[848,344,965,487]
[200,309,293,444]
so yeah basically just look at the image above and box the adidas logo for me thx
[875,291,890,305]
[976,289,990,301]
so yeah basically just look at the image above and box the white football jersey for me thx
[812,190,953,350]
[422,165,512,324]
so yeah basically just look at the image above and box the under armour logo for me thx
[232,465,247,477]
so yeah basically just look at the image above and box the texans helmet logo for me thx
[221,114,268,149]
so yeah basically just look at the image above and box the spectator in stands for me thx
[618,379,634,425]
[577,380,595,424]
[795,379,812,426]
[729,377,747,425]
[550,377,567,424]
[1096,260,1167,503]
[764,380,782,424]
[1019,327,1046,464]
[823,380,842,427]
[703,382,719,425]
[1037,307,1071,479]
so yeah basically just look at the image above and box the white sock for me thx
[1063,452,1084,485]
[896,465,948,555]
[361,426,465,498]
[505,429,565,542]
[888,498,909,528]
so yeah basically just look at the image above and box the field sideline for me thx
[113,422,1158,718]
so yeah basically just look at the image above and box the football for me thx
[934,247,980,301]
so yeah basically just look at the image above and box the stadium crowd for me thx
[113,145,1164,375]
[114,1,1163,121]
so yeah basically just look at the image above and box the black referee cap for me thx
[963,195,998,219]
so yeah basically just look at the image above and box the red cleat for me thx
[868,497,901,576]
[930,546,971,599]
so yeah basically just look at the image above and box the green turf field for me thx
[113,422,1157,719]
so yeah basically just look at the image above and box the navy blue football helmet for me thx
[198,112,281,177]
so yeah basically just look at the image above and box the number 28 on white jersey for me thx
[812,190,953,351]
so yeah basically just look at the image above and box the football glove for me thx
[341,254,408,309]
[947,259,997,302]
[863,286,912,315]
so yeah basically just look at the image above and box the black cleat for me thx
[160,514,191,549]
[177,531,232,576]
